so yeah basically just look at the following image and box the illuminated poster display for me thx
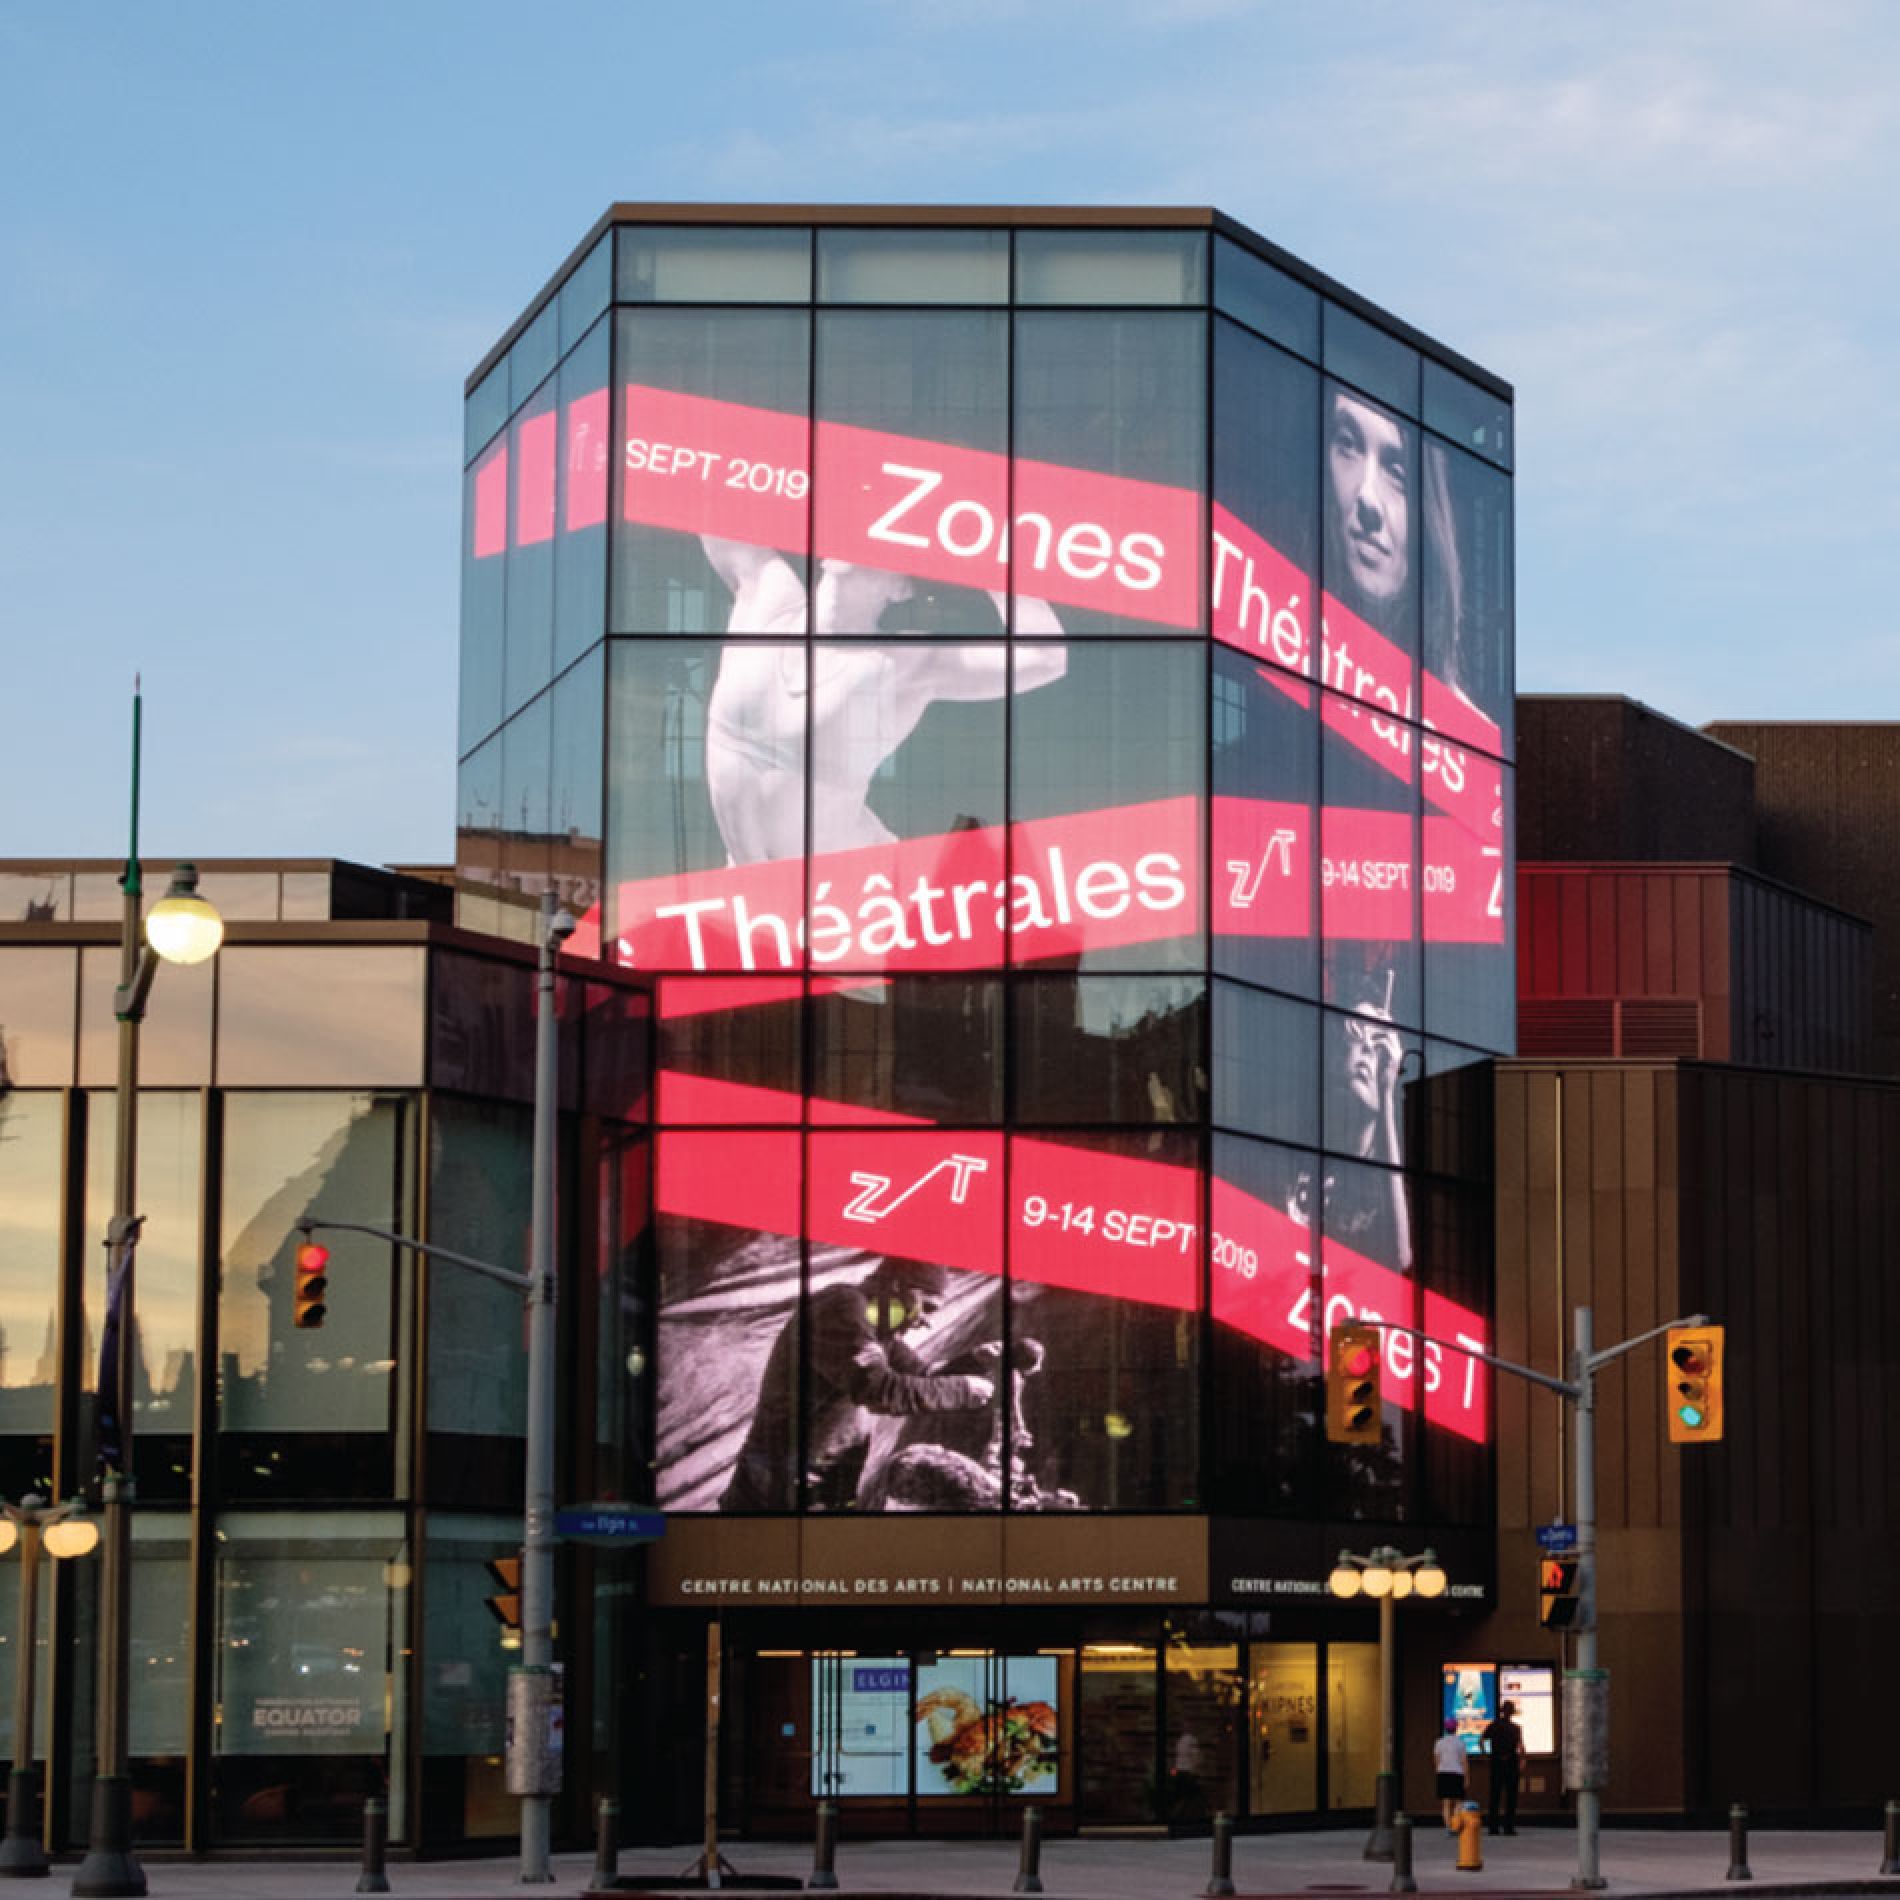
[1442,1661,1498,1756]
[811,1657,910,1798]
[1499,1664,1556,1757]
[914,1656,1059,1797]
[470,295,1508,1516]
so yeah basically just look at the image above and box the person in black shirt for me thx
[1480,1699,1524,1835]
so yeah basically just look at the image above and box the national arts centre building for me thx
[457,205,1515,1838]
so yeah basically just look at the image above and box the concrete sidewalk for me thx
[19,1823,1900,1899]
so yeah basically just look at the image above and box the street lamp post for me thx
[1328,1546,1448,1861]
[73,718,224,1900]
[0,1498,99,1878]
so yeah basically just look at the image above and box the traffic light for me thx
[487,1556,523,1649]
[1326,1321,1383,1446]
[1666,1325,1725,1443]
[292,1241,330,1330]
[1539,1555,1583,1629]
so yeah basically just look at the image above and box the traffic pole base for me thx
[70,1777,145,1899]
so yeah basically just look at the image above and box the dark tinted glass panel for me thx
[1424,359,1511,470]
[464,363,508,465]
[1323,305,1418,417]
[804,1128,1005,1511]
[1320,688,1421,1035]
[0,1092,64,1435]
[814,310,1009,635]
[617,226,812,303]
[1412,1177,1490,1525]
[1010,641,1205,973]
[817,229,1008,304]
[1015,231,1207,306]
[461,439,507,752]
[499,690,554,904]
[509,300,560,412]
[1208,1132,1321,1515]
[550,648,605,918]
[655,1129,802,1511]
[216,1094,408,1448]
[430,949,534,1102]
[1012,313,1204,634]
[1425,760,1513,1053]
[612,308,811,635]
[503,377,557,717]
[1212,319,1319,688]
[553,316,611,674]
[1008,1127,1200,1510]
[1417,1042,1495,1183]
[1213,237,1320,361]
[1011,975,1205,1124]
[427,1097,531,1437]
[0,946,76,1084]
[657,976,802,1122]
[1422,441,1513,762]
[559,232,612,355]
[1212,647,1319,998]
[811,976,1002,1122]
[594,1128,652,1496]
[1212,982,1316,1146]
[1319,1004,1419,1179]
[217,948,425,1086]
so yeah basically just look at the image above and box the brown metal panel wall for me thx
[1707,722,1900,1074]
[1727,871,1873,1073]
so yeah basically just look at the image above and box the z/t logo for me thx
[843,1154,990,1223]
[1227,827,1298,909]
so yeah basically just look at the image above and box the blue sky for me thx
[3,0,1894,865]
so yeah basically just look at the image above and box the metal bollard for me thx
[356,1795,391,1895]
[1726,1802,1751,1881]
[1390,1812,1417,1895]
[1205,1810,1236,1898]
[593,1795,621,1890]
[808,1798,840,1892]
[1881,1798,1900,1876]
[1014,1804,1044,1894]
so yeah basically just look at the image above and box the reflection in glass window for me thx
[1212,983,1315,1146]
[553,317,611,676]
[657,977,802,1122]
[420,1513,518,1771]
[818,228,1009,304]
[461,437,508,753]
[1015,231,1208,306]
[811,977,1002,1123]
[82,1093,203,1446]
[217,1094,409,1438]
[456,737,502,902]
[550,649,606,918]
[612,309,812,635]
[78,944,213,1087]
[509,300,559,413]
[503,378,558,719]
[1424,359,1512,470]
[211,1510,408,1844]
[1422,441,1513,762]
[616,226,811,303]
[500,689,554,903]
[427,1097,531,1438]
[558,231,612,354]
[0,1092,64,1436]
[217,948,425,1087]
[1322,305,1419,417]
[0,947,77,1085]
[1012,975,1205,1124]
[1318,1005,1419,1205]
[1213,237,1320,361]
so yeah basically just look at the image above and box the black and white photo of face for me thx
[1327,391,1411,607]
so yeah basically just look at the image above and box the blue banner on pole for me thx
[96,1229,138,1476]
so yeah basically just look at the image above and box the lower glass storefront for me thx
[692,1611,1385,1836]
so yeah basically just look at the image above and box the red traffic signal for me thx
[1326,1322,1383,1446]
[293,1241,329,1331]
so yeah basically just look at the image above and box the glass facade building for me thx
[458,208,1515,1836]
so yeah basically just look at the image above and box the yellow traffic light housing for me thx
[487,1555,523,1648]
[292,1241,330,1331]
[1326,1322,1383,1446]
[1666,1325,1725,1444]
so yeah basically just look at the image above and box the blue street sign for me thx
[1536,1522,1578,1552]
[555,1508,666,1544]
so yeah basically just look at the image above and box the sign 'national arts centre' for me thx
[457,207,1513,1619]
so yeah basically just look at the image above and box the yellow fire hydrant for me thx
[1453,1800,1485,1871]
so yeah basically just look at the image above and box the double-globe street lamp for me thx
[1328,1546,1448,1861]
[74,843,223,1900]
[0,1497,99,1877]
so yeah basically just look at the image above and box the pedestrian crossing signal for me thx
[1539,1555,1582,1629]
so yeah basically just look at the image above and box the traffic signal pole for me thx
[1364,1303,1707,1893]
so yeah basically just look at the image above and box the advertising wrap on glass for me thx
[472,350,1505,1514]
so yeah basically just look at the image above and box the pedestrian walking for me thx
[1432,1718,1468,1830]
[1480,1699,1524,1835]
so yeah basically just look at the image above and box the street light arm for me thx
[1362,1314,1581,1401]
[113,945,162,1026]
[295,1217,534,1293]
